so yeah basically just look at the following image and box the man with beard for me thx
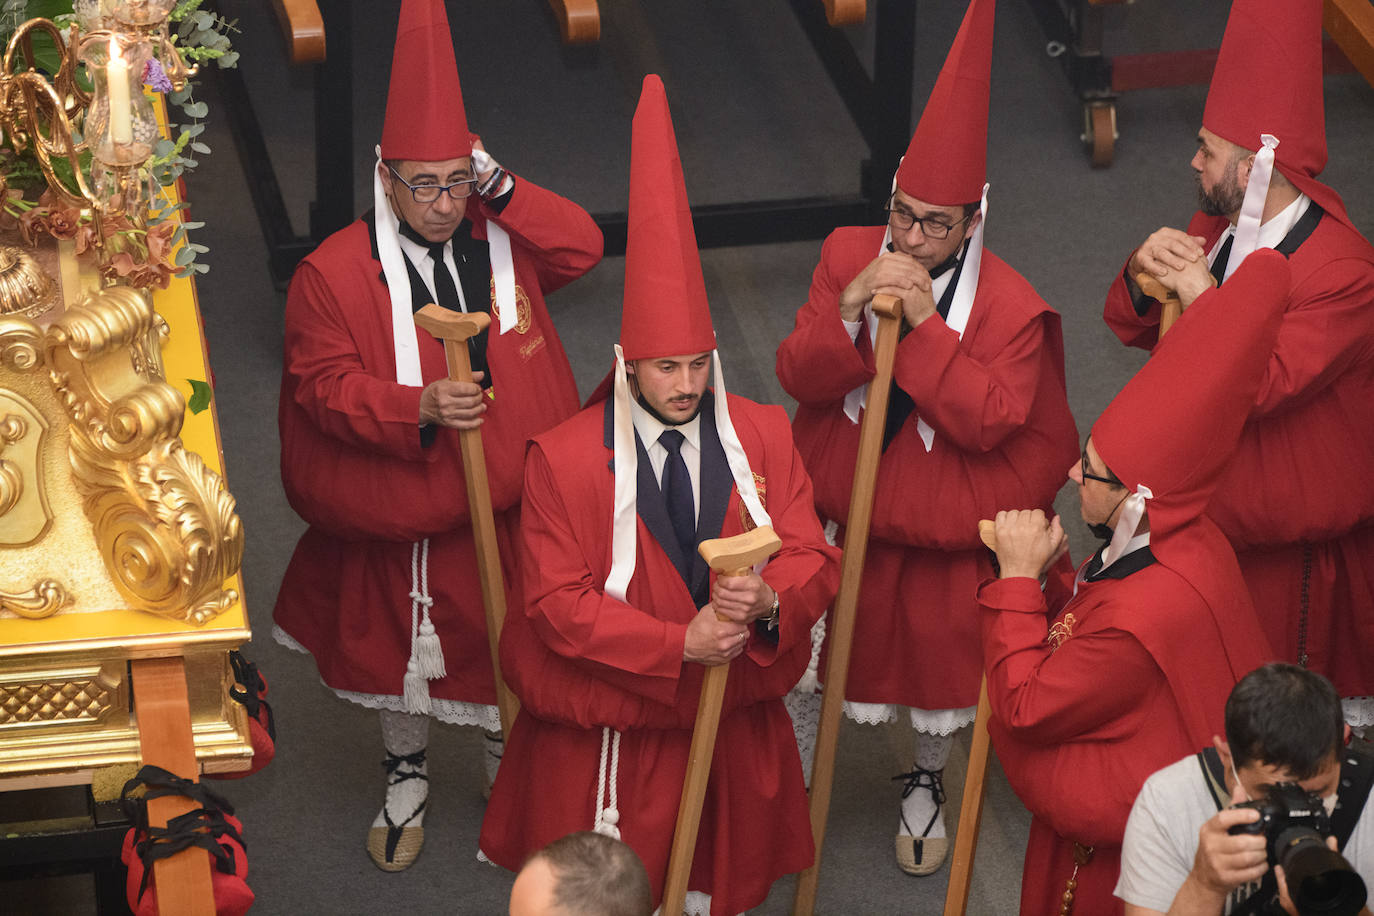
[1104,0,1374,728]
[982,250,1288,915]
[480,76,839,916]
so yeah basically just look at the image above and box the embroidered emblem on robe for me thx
[739,472,767,530]
[490,279,532,334]
[1048,612,1076,650]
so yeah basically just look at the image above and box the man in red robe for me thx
[272,0,602,872]
[480,76,839,916]
[981,251,1287,915]
[1102,0,1374,721]
[774,0,1077,876]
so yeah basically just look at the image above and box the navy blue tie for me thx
[659,430,696,558]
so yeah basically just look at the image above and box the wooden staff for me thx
[660,526,783,916]
[792,292,903,915]
[414,305,520,742]
[941,520,999,916]
[1134,272,1214,337]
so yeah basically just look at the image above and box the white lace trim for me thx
[274,624,501,729]
[1343,696,1374,729]
[840,700,977,736]
[652,892,741,916]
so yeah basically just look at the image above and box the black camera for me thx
[1228,782,1367,915]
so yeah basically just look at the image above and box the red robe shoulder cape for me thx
[776,225,1078,709]
[479,393,840,916]
[1104,209,1374,696]
[979,519,1272,916]
[273,177,602,705]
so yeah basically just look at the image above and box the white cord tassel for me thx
[592,727,623,839]
[404,539,444,714]
[411,539,446,678]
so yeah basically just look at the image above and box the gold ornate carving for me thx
[45,285,242,625]
[0,578,70,619]
[0,662,121,728]
[0,246,60,319]
[0,391,54,545]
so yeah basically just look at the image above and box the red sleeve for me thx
[776,233,875,406]
[520,443,687,708]
[894,311,1048,453]
[283,262,428,460]
[741,409,842,667]
[979,577,1160,744]
[1103,254,1164,351]
[1252,257,1374,414]
[479,175,604,296]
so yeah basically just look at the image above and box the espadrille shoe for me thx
[368,749,427,872]
[893,765,948,876]
[368,823,424,872]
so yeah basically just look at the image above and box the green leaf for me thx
[186,378,212,414]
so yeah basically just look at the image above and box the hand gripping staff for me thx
[792,292,902,915]
[659,525,782,916]
[413,304,519,742]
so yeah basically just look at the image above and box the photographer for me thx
[1116,664,1374,915]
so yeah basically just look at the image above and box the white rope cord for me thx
[403,538,445,714]
[592,727,623,839]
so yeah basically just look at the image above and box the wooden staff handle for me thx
[414,305,520,742]
[793,293,903,915]
[1133,271,1214,337]
[942,518,1000,915]
[661,526,781,916]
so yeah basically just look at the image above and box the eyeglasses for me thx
[884,205,973,240]
[387,165,478,203]
[1081,446,1121,486]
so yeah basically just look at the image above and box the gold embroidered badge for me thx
[739,472,767,531]
[490,279,532,334]
[1048,612,1076,651]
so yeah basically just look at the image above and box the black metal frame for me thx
[1022,0,1116,106]
[0,785,133,914]
[223,0,917,283]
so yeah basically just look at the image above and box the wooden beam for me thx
[549,0,601,44]
[131,657,216,916]
[1325,0,1374,89]
[824,0,866,26]
[272,0,326,65]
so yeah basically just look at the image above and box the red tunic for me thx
[479,395,840,916]
[273,178,602,707]
[979,531,1269,916]
[1104,209,1374,697]
[776,226,1078,709]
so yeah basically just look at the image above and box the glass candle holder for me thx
[110,0,176,32]
[81,36,157,169]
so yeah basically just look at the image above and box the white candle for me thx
[107,39,133,146]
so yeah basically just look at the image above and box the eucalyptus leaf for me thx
[186,379,212,414]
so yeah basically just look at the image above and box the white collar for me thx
[628,395,702,453]
[1212,193,1310,256]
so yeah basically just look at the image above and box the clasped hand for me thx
[419,373,486,429]
[992,509,1068,581]
[839,252,938,328]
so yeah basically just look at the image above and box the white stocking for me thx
[373,709,429,830]
[897,729,953,840]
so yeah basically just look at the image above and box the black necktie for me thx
[659,430,696,558]
[1210,234,1235,286]
[414,235,492,388]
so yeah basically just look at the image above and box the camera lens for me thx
[1275,827,1368,915]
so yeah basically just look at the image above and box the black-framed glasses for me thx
[387,165,478,203]
[884,205,973,240]
[1081,445,1121,486]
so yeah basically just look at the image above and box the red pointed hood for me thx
[380,0,471,161]
[1094,249,1290,541]
[1202,0,1356,233]
[894,0,995,206]
[619,75,716,361]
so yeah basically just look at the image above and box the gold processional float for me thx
[0,0,251,801]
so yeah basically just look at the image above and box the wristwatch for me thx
[766,590,780,631]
